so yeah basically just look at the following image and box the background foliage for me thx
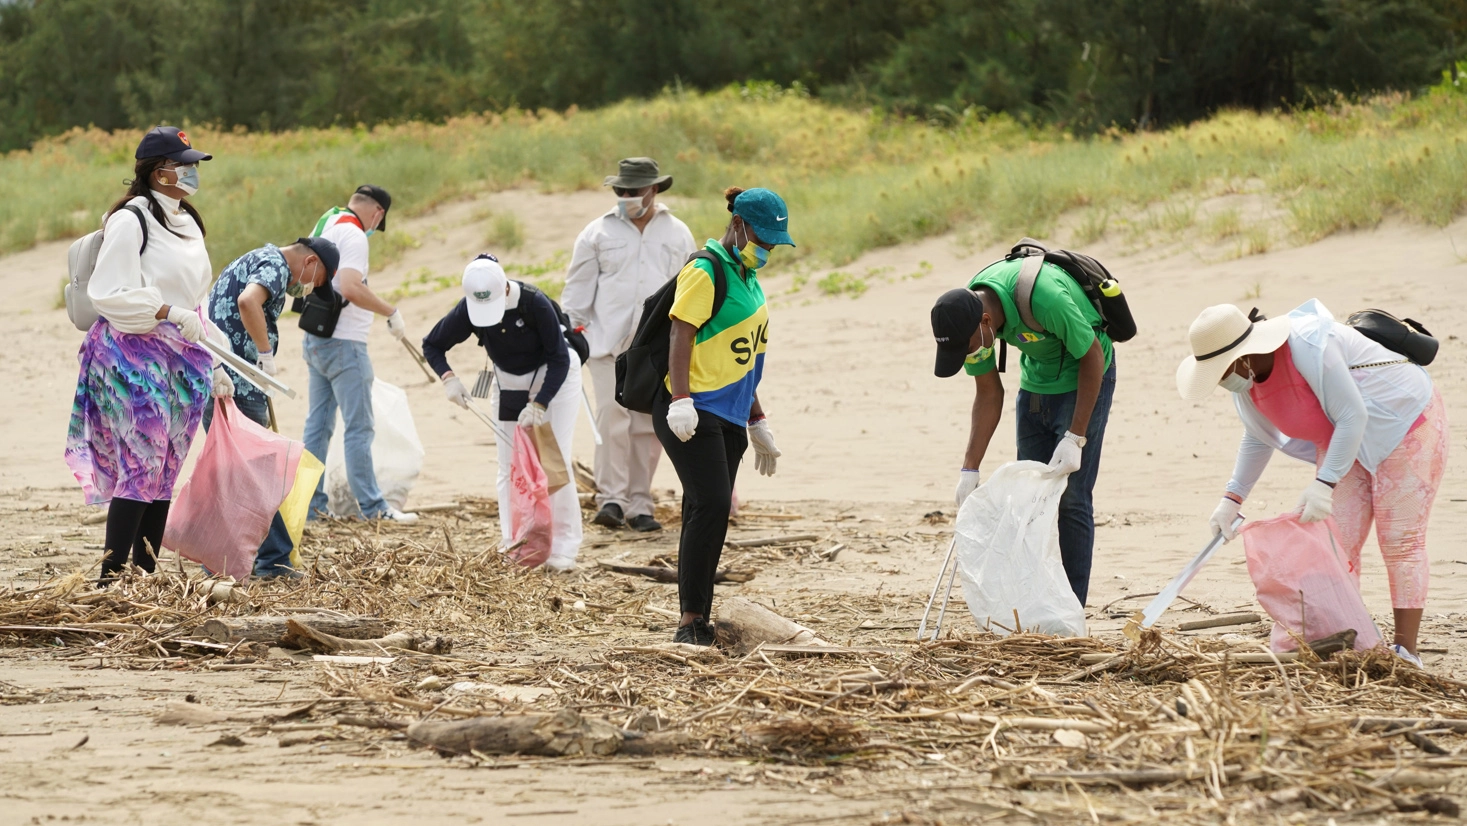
[1,0,1463,153]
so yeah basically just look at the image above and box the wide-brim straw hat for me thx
[1176,304,1291,402]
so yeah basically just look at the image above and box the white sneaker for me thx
[544,555,576,572]
[1392,643,1423,668]
[378,507,419,525]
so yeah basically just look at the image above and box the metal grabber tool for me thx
[401,338,510,443]
[1123,514,1246,641]
[917,536,961,642]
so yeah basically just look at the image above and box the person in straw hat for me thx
[1177,300,1447,666]
[562,157,696,533]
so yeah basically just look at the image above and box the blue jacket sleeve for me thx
[422,300,475,378]
[532,293,570,407]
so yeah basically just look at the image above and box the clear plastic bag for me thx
[508,426,553,568]
[1240,514,1382,652]
[163,399,301,581]
[325,379,425,517]
[955,461,1087,637]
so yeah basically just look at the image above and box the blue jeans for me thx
[202,395,297,577]
[302,336,386,519]
[1015,358,1117,607]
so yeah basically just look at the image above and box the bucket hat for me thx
[1176,304,1291,401]
[604,157,672,192]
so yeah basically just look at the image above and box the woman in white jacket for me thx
[1177,300,1447,664]
[65,126,234,587]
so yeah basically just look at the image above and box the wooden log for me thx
[408,710,622,757]
[757,644,903,657]
[283,618,450,655]
[1178,612,1262,631]
[714,597,829,655]
[198,614,389,644]
[411,502,461,514]
[1355,718,1467,734]
[596,560,755,584]
[206,581,249,606]
[725,533,819,549]
[81,511,109,525]
[914,709,1108,733]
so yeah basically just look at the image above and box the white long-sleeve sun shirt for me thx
[88,193,215,335]
[560,204,696,358]
[1225,299,1434,498]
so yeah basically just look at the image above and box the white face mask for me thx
[1219,360,1254,393]
[617,196,647,220]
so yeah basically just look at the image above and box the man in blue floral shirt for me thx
[204,236,337,577]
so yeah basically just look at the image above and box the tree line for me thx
[1,0,1461,152]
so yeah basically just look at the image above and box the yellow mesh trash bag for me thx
[279,449,324,571]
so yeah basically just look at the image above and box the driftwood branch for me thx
[714,597,830,655]
[1178,612,1261,631]
[596,560,754,584]
[282,619,451,655]
[407,709,688,758]
[199,614,388,644]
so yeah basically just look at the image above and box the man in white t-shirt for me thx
[562,158,696,532]
[302,185,417,523]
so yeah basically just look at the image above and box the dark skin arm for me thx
[962,370,1004,470]
[1068,337,1104,437]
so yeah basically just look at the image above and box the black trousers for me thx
[653,392,747,619]
[100,498,171,581]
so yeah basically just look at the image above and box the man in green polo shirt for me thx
[930,257,1117,605]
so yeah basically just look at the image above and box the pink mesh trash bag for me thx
[163,399,301,581]
[508,426,553,568]
[1240,513,1382,652]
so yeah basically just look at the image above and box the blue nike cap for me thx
[731,188,795,247]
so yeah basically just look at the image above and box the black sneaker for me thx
[593,503,625,528]
[673,618,717,647]
[627,513,662,533]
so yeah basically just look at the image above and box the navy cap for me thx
[731,188,795,247]
[354,185,391,231]
[932,288,985,377]
[135,126,212,164]
[296,236,340,279]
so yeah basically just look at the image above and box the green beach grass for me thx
[5,83,1467,276]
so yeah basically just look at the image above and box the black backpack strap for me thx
[688,250,730,323]
[122,204,149,254]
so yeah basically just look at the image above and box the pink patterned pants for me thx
[1331,389,1449,610]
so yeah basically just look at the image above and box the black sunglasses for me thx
[612,186,645,197]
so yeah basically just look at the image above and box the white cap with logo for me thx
[463,255,508,326]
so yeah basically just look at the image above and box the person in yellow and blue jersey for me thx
[655,186,790,647]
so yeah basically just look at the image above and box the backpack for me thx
[1346,309,1438,366]
[65,204,149,332]
[1004,238,1137,343]
[615,251,729,414]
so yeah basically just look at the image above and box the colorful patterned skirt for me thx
[65,320,213,505]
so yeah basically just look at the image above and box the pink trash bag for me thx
[1240,513,1382,652]
[507,426,553,568]
[162,399,302,581]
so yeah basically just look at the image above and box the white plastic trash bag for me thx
[954,461,1086,637]
[325,379,425,517]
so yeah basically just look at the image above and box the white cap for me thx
[463,256,508,326]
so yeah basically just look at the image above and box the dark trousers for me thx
[203,396,297,576]
[653,392,748,619]
[1014,359,1117,607]
[101,498,169,581]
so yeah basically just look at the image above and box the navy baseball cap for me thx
[731,188,795,247]
[296,236,340,279]
[135,126,212,164]
[354,185,391,231]
[932,288,985,377]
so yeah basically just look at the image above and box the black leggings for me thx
[653,392,748,619]
[100,498,171,581]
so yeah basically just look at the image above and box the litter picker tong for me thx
[1123,515,1245,641]
[200,339,296,399]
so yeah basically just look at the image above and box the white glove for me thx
[955,469,981,507]
[211,366,235,399]
[1298,479,1334,523]
[442,376,470,409]
[748,418,781,477]
[255,349,278,376]
[518,401,547,428]
[1044,432,1084,478]
[666,397,698,442]
[1209,497,1242,542]
[386,310,407,341]
[166,305,206,343]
